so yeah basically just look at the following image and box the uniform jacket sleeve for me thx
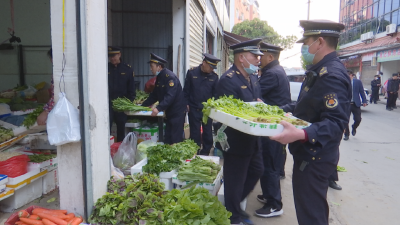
[212,74,219,99]
[280,102,296,113]
[127,67,136,101]
[303,75,350,156]
[156,78,180,112]
[358,80,367,103]
[183,70,191,105]
[142,87,158,107]
[259,72,278,97]
[216,76,238,99]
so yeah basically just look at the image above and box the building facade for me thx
[230,0,259,30]
[339,0,400,89]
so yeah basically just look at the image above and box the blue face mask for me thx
[301,39,319,65]
[155,71,160,76]
[242,56,258,75]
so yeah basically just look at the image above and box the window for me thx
[371,18,378,32]
[372,2,379,18]
[378,0,385,16]
[385,0,392,13]
[393,0,400,10]
[392,9,399,25]
[366,5,373,19]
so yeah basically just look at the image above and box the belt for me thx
[350,102,354,105]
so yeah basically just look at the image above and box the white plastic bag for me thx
[113,132,137,171]
[110,156,124,180]
[47,93,81,145]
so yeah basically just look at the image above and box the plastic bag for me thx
[0,155,30,178]
[110,142,122,158]
[135,140,157,163]
[47,93,81,146]
[144,77,157,93]
[113,132,137,171]
[110,156,124,180]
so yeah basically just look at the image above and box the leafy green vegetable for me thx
[22,106,44,128]
[134,90,150,105]
[177,156,221,183]
[112,97,152,112]
[337,166,347,172]
[163,187,231,225]
[143,140,199,175]
[202,95,309,126]
[0,126,14,143]
[28,154,56,163]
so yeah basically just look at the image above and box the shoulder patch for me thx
[166,74,170,77]
[169,80,174,87]
[324,92,338,110]
[319,67,328,76]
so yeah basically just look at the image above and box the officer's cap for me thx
[148,53,168,66]
[230,38,264,56]
[259,42,283,53]
[296,20,345,43]
[203,53,221,69]
[392,73,398,77]
[108,46,121,55]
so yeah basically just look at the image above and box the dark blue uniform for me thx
[142,68,186,144]
[183,65,219,155]
[108,62,136,142]
[258,59,291,210]
[216,64,264,224]
[370,77,381,104]
[281,52,351,225]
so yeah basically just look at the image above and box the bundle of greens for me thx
[8,97,39,111]
[22,106,44,128]
[134,90,150,105]
[0,126,13,143]
[90,173,167,225]
[202,95,308,126]
[143,140,199,175]
[112,97,152,112]
[177,156,221,183]
[28,154,56,163]
[163,187,232,225]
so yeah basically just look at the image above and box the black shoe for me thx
[239,218,255,225]
[394,106,398,109]
[352,129,356,136]
[387,108,393,111]
[256,195,267,204]
[374,102,377,104]
[239,210,250,219]
[343,135,349,141]
[329,180,342,190]
[255,205,283,218]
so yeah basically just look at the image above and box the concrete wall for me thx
[172,0,186,84]
[0,0,52,91]
[381,60,400,84]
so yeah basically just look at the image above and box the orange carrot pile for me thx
[16,208,83,225]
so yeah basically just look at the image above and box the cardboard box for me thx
[0,178,43,212]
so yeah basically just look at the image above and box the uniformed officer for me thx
[255,42,290,218]
[270,20,351,225]
[108,47,136,142]
[142,53,186,144]
[216,39,264,225]
[183,53,221,155]
[370,73,381,104]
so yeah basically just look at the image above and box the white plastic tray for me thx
[208,107,310,137]
[125,111,164,117]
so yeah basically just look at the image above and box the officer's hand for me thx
[37,111,49,125]
[257,98,263,102]
[151,108,159,117]
[270,121,305,145]
[187,105,190,112]
[378,84,381,86]
[363,103,367,107]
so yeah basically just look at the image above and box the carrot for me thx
[15,222,28,225]
[32,208,67,215]
[18,210,30,218]
[36,213,67,225]
[28,215,41,220]
[32,210,68,219]
[64,213,75,221]
[68,217,83,225]
[19,218,44,225]
[42,219,57,225]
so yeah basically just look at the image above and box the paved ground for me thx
[246,99,400,225]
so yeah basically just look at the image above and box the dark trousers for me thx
[260,137,285,208]
[370,89,379,103]
[292,159,338,225]
[109,108,128,142]
[188,108,213,155]
[387,92,398,108]
[164,112,185,145]
[328,170,339,181]
[223,148,263,224]
[281,147,287,177]
[344,104,361,136]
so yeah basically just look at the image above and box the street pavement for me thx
[246,100,400,225]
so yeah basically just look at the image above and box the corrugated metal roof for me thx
[223,31,251,47]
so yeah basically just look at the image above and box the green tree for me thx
[232,18,297,50]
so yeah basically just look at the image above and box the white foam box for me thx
[186,156,220,165]
[27,160,50,171]
[208,102,310,136]
[217,184,247,210]
[0,188,14,202]
[0,177,43,212]
[42,169,58,194]
[28,133,56,150]
[0,184,6,193]
[125,111,164,116]
[173,167,223,196]
[0,175,8,186]
[6,169,47,191]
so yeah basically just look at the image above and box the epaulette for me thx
[319,67,328,77]
[226,70,234,78]
[123,63,132,68]
[190,67,196,70]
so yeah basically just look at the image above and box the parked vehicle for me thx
[285,68,306,102]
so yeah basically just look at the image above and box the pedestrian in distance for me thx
[370,74,381,104]
[141,53,186,144]
[183,53,221,155]
[271,20,351,225]
[386,73,399,111]
[108,47,136,142]
[255,42,290,218]
[215,39,264,225]
[343,70,368,141]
